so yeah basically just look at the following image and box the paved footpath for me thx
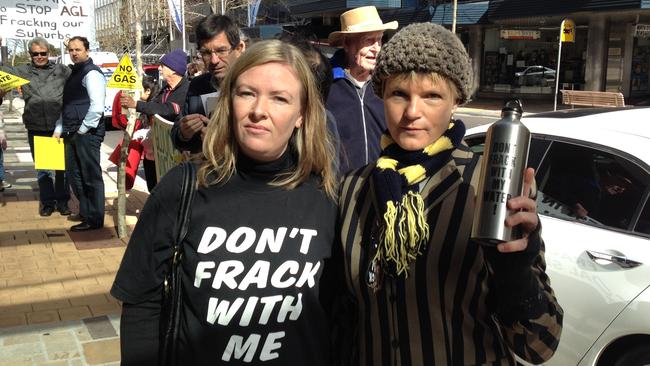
[0,99,150,365]
[0,96,545,365]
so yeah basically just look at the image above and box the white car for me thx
[515,65,556,87]
[465,107,650,366]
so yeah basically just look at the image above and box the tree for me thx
[116,0,145,239]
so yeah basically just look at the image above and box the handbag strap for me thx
[173,162,197,250]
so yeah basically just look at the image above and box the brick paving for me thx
[0,99,149,365]
[0,96,548,365]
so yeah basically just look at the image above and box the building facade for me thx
[291,0,650,101]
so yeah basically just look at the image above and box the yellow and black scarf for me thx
[371,120,465,278]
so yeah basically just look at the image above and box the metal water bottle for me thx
[472,99,530,245]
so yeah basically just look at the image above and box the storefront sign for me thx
[561,19,575,43]
[635,24,650,38]
[0,0,94,42]
[500,30,541,40]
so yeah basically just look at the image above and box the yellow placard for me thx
[0,70,30,93]
[107,54,140,90]
[34,136,65,171]
[561,19,575,43]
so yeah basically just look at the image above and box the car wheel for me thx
[614,346,650,366]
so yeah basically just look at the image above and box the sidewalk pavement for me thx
[0,96,550,365]
[0,99,151,365]
[458,96,563,116]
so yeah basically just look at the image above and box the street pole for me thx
[452,0,458,33]
[221,0,225,15]
[181,0,186,53]
[554,21,564,111]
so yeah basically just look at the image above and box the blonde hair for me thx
[197,39,337,199]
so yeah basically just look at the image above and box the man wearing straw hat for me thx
[326,6,397,174]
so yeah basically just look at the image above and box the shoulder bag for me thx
[160,161,196,366]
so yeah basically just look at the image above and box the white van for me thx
[57,52,120,127]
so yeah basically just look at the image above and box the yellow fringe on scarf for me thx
[374,191,429,277]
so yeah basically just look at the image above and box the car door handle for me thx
[586,250,643,269]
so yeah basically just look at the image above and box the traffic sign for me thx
[561,19,575,43]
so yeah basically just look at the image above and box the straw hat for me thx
[328,6,398,47]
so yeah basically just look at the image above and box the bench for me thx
[561,90,625,108]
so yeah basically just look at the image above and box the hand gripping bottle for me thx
[472,99,530,245]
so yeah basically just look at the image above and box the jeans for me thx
[65,132,105,227]
[27,130,70,207]
[0,147,4,182]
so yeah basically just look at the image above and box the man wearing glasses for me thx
[171,14,245,153]
[0,36,71,216]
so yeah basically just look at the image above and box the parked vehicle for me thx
[515,65,556,87]
[465,107,650,366]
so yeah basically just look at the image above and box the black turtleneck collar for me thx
[234,148,297,190]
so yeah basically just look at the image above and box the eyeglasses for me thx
[198,47,233,58]
[30,52,48,57]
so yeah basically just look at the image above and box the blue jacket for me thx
[325,67,386,174]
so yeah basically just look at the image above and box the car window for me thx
[464,134,549,170]
[536,141,648,232]
[635,201,650,235]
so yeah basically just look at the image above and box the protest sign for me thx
[0,0,95,42]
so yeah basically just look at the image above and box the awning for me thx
[431,1,489,25]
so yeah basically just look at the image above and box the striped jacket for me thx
[336,142,563,366]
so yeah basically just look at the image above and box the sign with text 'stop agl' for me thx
[108,55,141,90]
[0,0,94,42]
[561,19,575,43]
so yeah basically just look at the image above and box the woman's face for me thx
[233,62,304,162]
[383,74,459,151]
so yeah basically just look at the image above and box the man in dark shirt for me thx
[172,15,245,153]
[120,49,190,122]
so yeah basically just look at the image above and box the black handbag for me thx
[160,162,196,366]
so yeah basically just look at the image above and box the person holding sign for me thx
[120,49,190,189]
[0,36,71,216]
[172,15,245,154]
[54,36,106,232]
[112,40,338,365]
[333,23,563,365]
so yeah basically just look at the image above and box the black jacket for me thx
[136,77,189,122]
[325,71,386,174]
[171,73,216,153]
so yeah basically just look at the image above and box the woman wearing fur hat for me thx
[334,23,563,365]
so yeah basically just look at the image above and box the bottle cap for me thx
[502,99,523,115]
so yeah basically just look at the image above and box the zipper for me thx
[358,85,369,165]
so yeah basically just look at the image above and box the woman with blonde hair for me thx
[335,23,563,365]
[113,40,338,365]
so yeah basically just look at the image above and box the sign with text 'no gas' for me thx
[108,55,141,90]
[0,0,94,42]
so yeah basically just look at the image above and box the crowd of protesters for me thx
[0,6,564,365]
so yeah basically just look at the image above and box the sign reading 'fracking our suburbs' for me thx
[0,0,94,41]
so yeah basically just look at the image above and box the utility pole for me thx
[452,0,458,33]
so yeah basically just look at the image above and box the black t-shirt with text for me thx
[112,154,338,365]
